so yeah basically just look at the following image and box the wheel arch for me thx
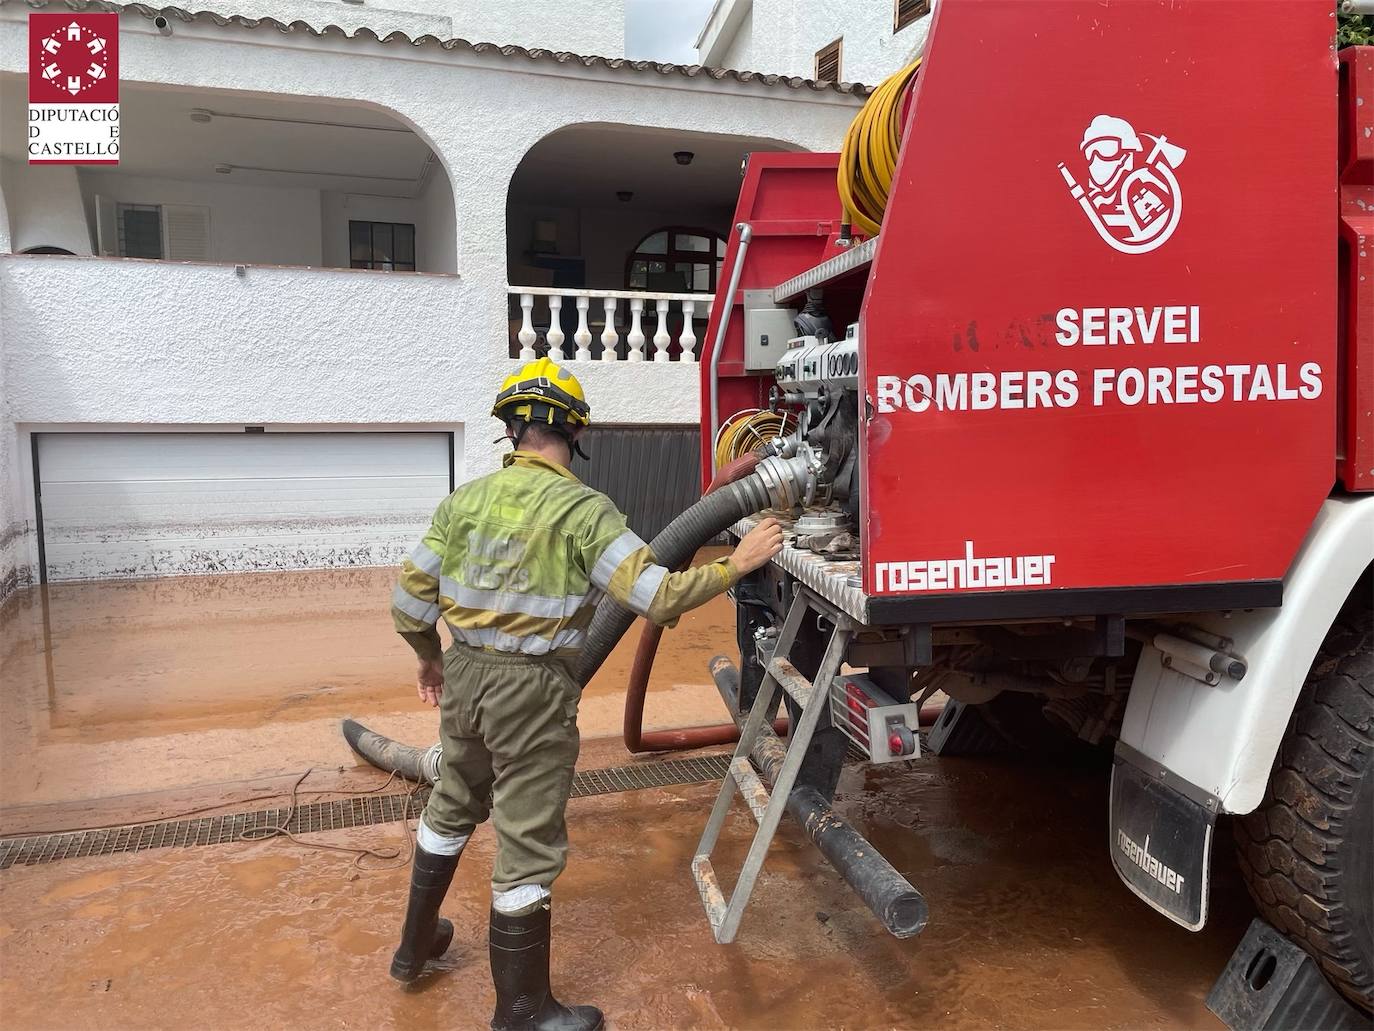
[1119,495,1374,815]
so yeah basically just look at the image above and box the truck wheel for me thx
[1235,572,1373,1012]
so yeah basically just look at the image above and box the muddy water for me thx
[0,554,736,810]
[0,755,1244,1029]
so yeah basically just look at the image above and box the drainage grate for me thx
[0,754,731,870]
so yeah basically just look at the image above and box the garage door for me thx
[35,432,451,582]
[577,426,701,541]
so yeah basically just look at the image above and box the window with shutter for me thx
[894,0,931,33]
[161,205,211,262]
[814,38,842,82]
[111,203,211,261]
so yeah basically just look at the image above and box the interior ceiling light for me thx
[616,190,633,202]
[190,109,212,123]
[674,151,694,166]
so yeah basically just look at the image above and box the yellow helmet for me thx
[492,358,591,429]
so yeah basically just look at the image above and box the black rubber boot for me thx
[389,845,460,983]
[489,900,603,1030]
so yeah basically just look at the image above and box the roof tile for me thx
[23,0,871,95]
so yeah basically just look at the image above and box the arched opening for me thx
[0,76,457,273]
[506,124,800,359]
[20,246,76,256]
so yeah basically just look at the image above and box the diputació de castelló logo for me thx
[28,12,121,165]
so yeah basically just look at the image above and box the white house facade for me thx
[0,0,910,601]
[696,0,933,86]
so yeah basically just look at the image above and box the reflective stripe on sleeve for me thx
[392,584,439,625]
[590,530,647,591]
[440,576,587,620]
[409,540,443,576]
[627,564,669,617]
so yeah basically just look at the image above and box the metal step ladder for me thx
[692,587,854,943]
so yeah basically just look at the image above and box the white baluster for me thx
[652,298,671,362]
[679,299,697,363]
[600,297,619,362]
[573,295,592,361]
[627,298,646,362]
[546,294,565,361]
[517,293,537,360]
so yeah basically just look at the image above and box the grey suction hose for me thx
[341,718,442,782]
[343,453,813,782]
[572,470,775,685]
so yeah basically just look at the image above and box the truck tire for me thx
[1235,573,1373,1012]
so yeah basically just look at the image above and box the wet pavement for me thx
[0,563,1253,1029]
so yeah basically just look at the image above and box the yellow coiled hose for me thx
[715,70,918,469]
[713,409,793,469]
[837,59,922,237]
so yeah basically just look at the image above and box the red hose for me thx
[620,452,947,753]
[623,454,787,753]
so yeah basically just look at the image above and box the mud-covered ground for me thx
[0,555,736,819]
[0,563,1253,1029]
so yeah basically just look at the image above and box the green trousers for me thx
[421,643,582,892]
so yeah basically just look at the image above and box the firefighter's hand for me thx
[731,517,785,574]
[416,658,444,707]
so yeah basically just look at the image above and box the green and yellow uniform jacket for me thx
[392,451,738,663]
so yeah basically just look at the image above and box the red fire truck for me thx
[694,0,1372,1015]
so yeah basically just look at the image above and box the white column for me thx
[679,299,698,363]
[600,297,619,362]
[546,294,565,361]
[627,298,647,362]
[517,293,537,361]
[573,295,592,361]
[652,298,671,362]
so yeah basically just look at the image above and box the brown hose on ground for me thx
[623,452,790,753]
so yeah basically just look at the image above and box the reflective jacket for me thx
[392,451,738,662]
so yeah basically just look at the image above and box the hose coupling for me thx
[763,433,800,459]
[755,448,818,510]
[420,742,443,783]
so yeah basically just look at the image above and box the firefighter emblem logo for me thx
[1058,115,1187,255]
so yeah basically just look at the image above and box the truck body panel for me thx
[859,0,1338,599]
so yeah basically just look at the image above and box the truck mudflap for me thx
[1109,744,1217,931]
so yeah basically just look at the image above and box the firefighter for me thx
[1080,113,1142,210]
[388,358,784,1030]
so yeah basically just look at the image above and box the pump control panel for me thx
[742,290,797,372]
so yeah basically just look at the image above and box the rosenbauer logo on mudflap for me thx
[1057,114,1185,255]
[27,13,120,165]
